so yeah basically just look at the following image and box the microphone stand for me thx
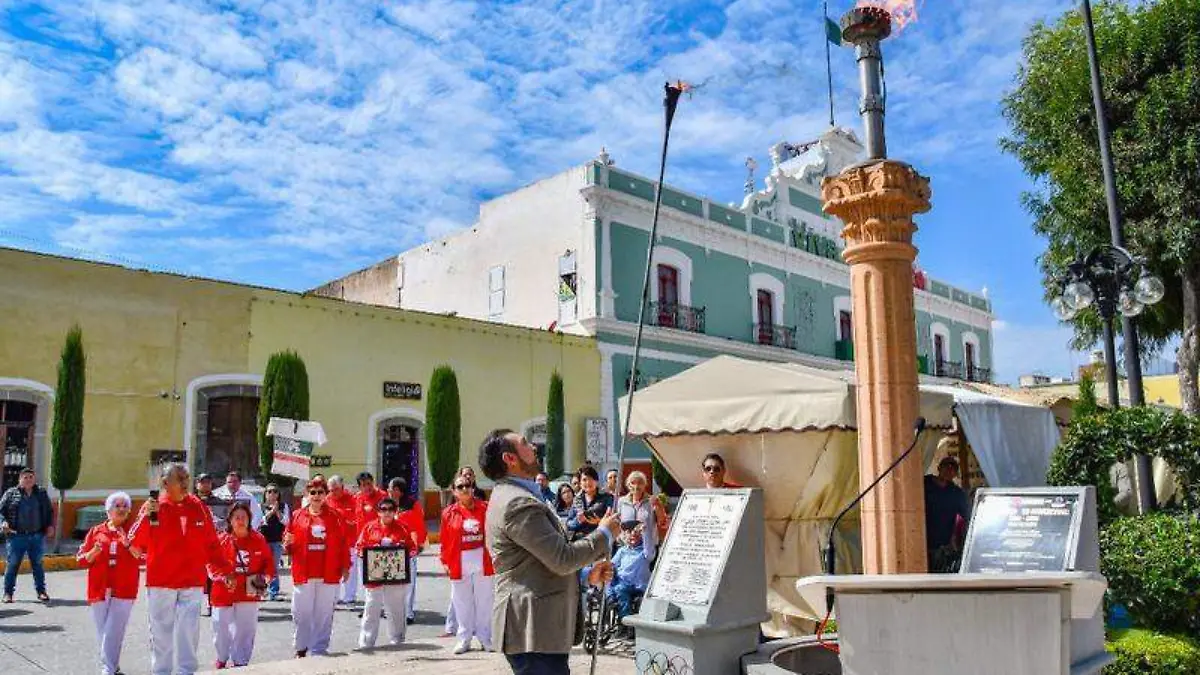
[822,417,926,613]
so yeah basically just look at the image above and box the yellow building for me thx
[0,247,600,519]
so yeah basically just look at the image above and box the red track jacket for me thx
[439,500,493,581]
[77,522,141,603]
[207,530,276,607]
[131,494,231,589]
[287,505,350,585]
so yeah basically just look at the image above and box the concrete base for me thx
[742,636,842,675]
[625,618,761,675]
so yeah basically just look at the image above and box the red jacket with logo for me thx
[353,487,387,537]
[286,505,349,585]
[131,494,232,589]
[207,530,277,607]
[76,522,141,603]
[356,518,414,588]
[439,500,493,581]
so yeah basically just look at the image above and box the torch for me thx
[840,6,892,160]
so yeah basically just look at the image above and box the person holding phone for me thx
[285,476,349,658]
[258,484,290,601]
[76,491,141,675]
[208,502,275,669]
[355,497,414,649]
[567,466,614,540]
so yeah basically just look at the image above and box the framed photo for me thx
[362,546,411,585]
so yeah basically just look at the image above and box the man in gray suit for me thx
[481,429,618,675]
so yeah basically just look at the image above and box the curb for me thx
[0,554,81,575]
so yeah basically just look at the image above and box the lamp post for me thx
[1052,245,1165,509]
[1077,0,1157,513]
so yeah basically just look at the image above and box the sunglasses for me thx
[308,489,327,496]
[454,484,472,491]
[378,506,396,512]
[702,464,723,473]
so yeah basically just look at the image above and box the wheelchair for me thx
[581,584,643,652]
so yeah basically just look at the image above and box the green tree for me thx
[256,350,310,483]
[651,454,672,494]
[1001,0,1200,414]
[50,324,85,552]
[1073,371,1101,419]
[545,371,565,478]
[426,365,461,497]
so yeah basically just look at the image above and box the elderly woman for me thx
[616,471,659,560]
[77,491,141,675]
[209,502,276,669]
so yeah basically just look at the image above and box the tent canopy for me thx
[621,355,955,437]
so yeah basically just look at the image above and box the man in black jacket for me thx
[1,468,55,603]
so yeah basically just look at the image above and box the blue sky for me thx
[1,0,1107,382]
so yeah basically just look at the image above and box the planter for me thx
[743,636,842,675]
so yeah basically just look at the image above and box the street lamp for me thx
[1052,245,1164,504]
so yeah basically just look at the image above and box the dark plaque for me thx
[362,546,411,585]
[961,490,1082,574]
[310,455,332,468]
[383,382,422,400]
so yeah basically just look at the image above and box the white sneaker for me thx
[453,640,470,655]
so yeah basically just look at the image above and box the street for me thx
[0,547,462,674]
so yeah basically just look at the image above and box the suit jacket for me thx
[486,478,610,655]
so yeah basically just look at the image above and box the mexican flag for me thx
[825,16,842,46]
[266,417,327,480]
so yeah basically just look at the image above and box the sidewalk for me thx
[197,644,632,674]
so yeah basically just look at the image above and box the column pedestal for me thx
[822,159,931,574]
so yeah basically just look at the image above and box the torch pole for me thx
[589,82,685,675]
[1079,0,1154,512]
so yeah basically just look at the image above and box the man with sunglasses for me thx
[480,429,619,675]
[701,453,741,489]
[285,476,350,658]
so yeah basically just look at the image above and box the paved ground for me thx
[0,547,628,674]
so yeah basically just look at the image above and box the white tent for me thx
[618,355,1062,636]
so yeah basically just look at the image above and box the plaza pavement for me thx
[0,546,631,674]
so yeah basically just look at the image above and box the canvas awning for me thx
[620,355,955,436]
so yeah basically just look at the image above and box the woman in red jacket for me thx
[355,497,414,648]
[387,477,426,625]
[285,476,349,658]
[77,491,141,675]
[208,502,276,669]
[440,476,494,654]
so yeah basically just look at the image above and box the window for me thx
[934,334,946,366]
[838,310,853,342]
[756,289,775,345]
[488,265,505,318]
[657,264,679,328]
[965,342,976,379]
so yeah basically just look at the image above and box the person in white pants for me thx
[356,497,413,648]
[209,502,276,668]
[77,492,141,675]
[286,477,350,658]
[130,464,233,675]
[439,477,494,654]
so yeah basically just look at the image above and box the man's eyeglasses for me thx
[702,464,723,473]
[308,489,327,496]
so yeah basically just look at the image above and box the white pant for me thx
[406,554,417,619]
[90,596,134,675]
[450,550,493,648]
[212,603,258,666]
[292,581,337,655]
[340,552,360,603]
[358,585,409,648]
[148,587,203,675]
[444,598,457,634]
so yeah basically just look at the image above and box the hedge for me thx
[1101,514,1200,637]
[1106,629,1200,675]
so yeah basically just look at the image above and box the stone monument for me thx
[625,488,768,675]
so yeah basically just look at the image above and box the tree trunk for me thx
[54,492,64,554]
[1178,264,1200,416]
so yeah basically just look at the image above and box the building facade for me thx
[0,247,599,520]
[317,128,995,467]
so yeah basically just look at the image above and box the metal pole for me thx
[1080,0,1154,511]
[824,0,836,127]
[1102,316,1121,412]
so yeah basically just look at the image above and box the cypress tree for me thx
[545,371,565,478]
[50,324,85,552]
[256,350,310,483]
[426,365,461,496]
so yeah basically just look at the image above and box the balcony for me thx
[966,364,992,384]
[835,338,854,361]
[754,323,797,350]
[649,301,706,334]
[935,360,963,379]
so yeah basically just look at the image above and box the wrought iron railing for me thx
[649,302,706,334]
[754,324,797,350]
[935,360,963,379]
[967,364,992,384]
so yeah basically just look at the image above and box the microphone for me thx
[823,416,927,614]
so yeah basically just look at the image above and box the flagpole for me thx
[824,0,836,127]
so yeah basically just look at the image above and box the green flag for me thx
[825,17,842,45]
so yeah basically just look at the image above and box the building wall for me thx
[0,248,600,503]
[310,256,400,308]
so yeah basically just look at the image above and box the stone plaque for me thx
[584,417,609,465]
[647,491,748,606]
[383,381,422,400]
[961,490,1083,574]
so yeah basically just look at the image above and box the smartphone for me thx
[149,489,160,523]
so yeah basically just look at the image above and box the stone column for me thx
[822,159,931,574]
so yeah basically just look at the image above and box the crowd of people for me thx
[0,448,746,675]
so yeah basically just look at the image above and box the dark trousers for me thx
[506,652,571,675]
[3,533,46,596]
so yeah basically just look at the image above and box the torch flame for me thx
[672,80,694,93]
[856,0,921,31]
